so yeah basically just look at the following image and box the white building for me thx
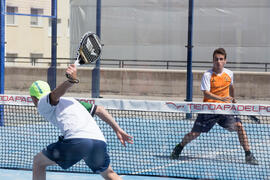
[5,0,70,65]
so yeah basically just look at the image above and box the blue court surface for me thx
[0,168,183,180]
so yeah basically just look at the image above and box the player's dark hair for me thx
[213,48,227,59]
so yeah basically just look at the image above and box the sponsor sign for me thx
[1,94,270,116]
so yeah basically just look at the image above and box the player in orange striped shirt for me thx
[171,48,258,165]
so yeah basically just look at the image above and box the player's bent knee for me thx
[100,166,122,180]
[33,154,43,166]
[190,132,200,138]
[235,122,243,129]
[100,166,113,175]
[33,152,55,168]
[226,122,242,132]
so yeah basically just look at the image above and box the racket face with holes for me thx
[75,32,102,65]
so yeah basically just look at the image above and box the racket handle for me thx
[65,73,71,79]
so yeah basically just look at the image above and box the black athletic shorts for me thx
[191,114,241,133]
[42,138,110,173]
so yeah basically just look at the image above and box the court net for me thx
[1,95,270,179]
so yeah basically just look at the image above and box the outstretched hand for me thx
[115,128,133,147]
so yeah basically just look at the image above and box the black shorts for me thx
[42,138,110,173]
[191,114,241,133]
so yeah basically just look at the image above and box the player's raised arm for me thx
[50,64,78,105]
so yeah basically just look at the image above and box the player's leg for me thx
[234,121,249,151]
[100,165,122,180]
[83,139,120,179]
[32,152,56,180]
[33,137,80,180]
[219,115,258,165]
[179,131,201,147]
[171,131,201,159]
[235,121,258,165]
[171,114,217,159]
[35,137,87,180]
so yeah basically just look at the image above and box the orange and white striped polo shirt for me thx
[201,68,233,103]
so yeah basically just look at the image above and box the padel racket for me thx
[74,31,103,65]
[66,32,103,82]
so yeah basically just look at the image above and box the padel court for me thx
[1,106,269,180]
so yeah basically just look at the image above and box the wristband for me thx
[67,79,79,84]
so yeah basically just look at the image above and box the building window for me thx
[6,53,18,62]
[6,6,18,25]
[30,8,43,26]
[30,53,43,65]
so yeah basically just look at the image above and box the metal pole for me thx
[0,0,5,94]
[47,0,57,90]
[0,0,5,126]
[92,0,101,98]
[186,0,194,119]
